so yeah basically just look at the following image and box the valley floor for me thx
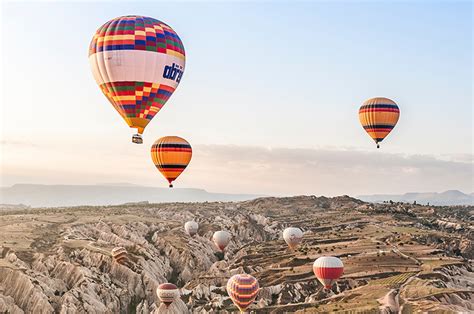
[0,196,472,313]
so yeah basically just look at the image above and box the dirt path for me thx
[372,223,422,266]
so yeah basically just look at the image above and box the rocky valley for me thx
[0,196,472,313]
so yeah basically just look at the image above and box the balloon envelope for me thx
[156,283,180,308]
[283,227,303,249]
[89,15,185,140]
[313,256,344,289]
[213,231,231,251]
[151,136,192,187]
[227,274,259,312]
[111,247,128,265]
[184,221,198,236]
[359,97,400,148]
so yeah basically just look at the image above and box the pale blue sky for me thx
[1,1,472,195]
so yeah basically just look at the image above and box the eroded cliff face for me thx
[0,197,472,313]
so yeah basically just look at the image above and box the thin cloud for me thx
[189,145,473,196]
[0,140,40,148]
[1,143,472,196]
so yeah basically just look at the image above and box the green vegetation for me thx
[368,272,416,288]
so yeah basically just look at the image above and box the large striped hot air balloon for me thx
[226,274,260,312]
[156,283,180,308]
[151,136,192,187]
[283,227,303,249]
[89,16,185,144]
[359,97,400,148]
[213,231,231,252]
[313,256,344,289]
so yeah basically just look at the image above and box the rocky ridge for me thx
[0,196,472,313]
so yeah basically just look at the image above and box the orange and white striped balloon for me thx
[151,136,192,188]
[359,97,400,148]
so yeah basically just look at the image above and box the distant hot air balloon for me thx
[89,15,185,144]
[156,283,180,308]
[184,221,199,237]
[213,231,231,252]
[313,256,344,289]
[151,136,192,187]
[283,227,303,249]
[111,247,129,265]
[359,97,400,148]
[227,274,259,312]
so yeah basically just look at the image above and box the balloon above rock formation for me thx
[313,256,344,289]
[283,227,303,249]
[156,283,180,308]
[227,274,260,312]
[111,247,128,265]
[213,230,231,251]
[184,220,198,237]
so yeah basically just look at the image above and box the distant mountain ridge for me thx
[0,184,262,208]
[2,184,472,208]
[358,190,473,206]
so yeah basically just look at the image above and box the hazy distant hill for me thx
[0,184,261,207]
[358,190,473,206]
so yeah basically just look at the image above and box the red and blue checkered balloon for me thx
[89,16,185,138]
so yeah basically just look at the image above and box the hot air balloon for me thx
[359,97,400,148]
[89,16,185,144]
[111,247,129,265]
[151,136,192,187]
[283,227,303,249]
[213,231,231,252]
[156,283,180,308]
[313,256,344,289]
[184,220,198,237]
[227,274,259,312]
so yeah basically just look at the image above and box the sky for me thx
[0,0,472,196]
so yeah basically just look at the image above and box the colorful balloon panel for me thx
[226,274,259,312]
[151,136,192,187]
[359,97,400,148]
[313,256,344,289]
[89,15,185,135]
